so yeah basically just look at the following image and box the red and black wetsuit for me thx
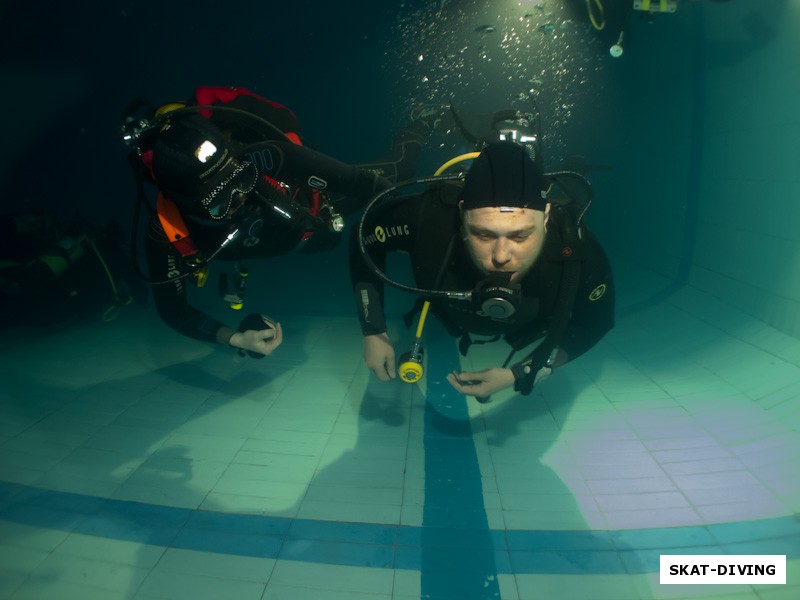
[144,86,430,344]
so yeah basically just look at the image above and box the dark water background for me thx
[1,0,746,320]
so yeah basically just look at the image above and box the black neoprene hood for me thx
[151,115,234,205]
[460,141,548,211]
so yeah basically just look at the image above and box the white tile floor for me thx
[0,259,798,599]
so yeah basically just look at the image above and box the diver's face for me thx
[461,205,550,281]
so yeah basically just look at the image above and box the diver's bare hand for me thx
[230,322,283,356]
[447,367,516,398]
[364,333,396,381]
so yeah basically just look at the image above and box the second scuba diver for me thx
[123,85,441,358]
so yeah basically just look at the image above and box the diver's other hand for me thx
[364,333,396,381]
[446,367,515,397]
[230,322,283,356]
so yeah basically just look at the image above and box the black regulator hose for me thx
[356,173,472,300]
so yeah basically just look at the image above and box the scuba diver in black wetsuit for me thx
[350,111,615,400]
[122,85,441,358]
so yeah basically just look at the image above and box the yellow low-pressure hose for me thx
[586,0,605,31]
[416,300,431,338]
[399,154,473,376]
[400,301,431,384]
[434,152,480,176]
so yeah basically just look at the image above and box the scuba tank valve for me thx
[320,200,345,232]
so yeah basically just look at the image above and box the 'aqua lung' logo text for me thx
[362,224,411,245]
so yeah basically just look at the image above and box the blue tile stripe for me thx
[420,317,501,598]
[1,480,799,574]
